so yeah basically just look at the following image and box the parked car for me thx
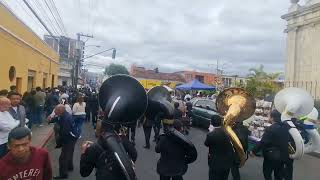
[191,99,219,129]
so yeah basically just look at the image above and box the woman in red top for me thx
[0,127,52,180]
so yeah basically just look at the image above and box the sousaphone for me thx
[274,87,314,159]
[216,88,256,167]
[146,86,198,164]
[98,75,148,180]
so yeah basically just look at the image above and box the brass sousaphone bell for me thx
[216,88,256,167]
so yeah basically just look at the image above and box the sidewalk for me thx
[31,123,54,147]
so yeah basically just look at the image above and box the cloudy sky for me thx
[3,0,299,75]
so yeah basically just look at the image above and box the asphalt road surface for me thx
[47,122,320,180]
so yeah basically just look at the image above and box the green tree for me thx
[246,65,282,98]
[104,63,129,76]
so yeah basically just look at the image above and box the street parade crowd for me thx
[0,75,319,180]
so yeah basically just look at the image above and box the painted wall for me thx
[0,3,59,93]
[138,79,178,90]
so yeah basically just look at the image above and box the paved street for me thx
[47,122,320,180]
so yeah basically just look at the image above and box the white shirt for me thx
[0,111,20,144]
[72,102,86,115]
[12,106,18,113]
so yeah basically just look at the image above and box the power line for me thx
[15,0,46,33]
[43,0,65,36]
[48,0,67,36]
[22,0,58,40]
[32,0,61,36]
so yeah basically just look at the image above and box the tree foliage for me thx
[104,63,129,76]
[245,65,282,98]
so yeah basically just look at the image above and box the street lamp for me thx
[82,48,116,60]
[84,45,101,48]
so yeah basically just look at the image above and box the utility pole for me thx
[74,33,93,88]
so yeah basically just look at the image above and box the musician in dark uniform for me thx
[250,110,290,180]
[155,119,188,180]
[231,121,251,180]
[80,75,147,180]
[205,115,234,180]
[80,123,137,180]
[153,112,163,142]
[139,114,154,149]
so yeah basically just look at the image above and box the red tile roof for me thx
[130,66,186,83]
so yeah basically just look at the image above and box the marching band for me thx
[78,75,319,180]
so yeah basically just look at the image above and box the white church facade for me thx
[282,0,320,99]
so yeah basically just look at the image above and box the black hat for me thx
[8,127,31,143]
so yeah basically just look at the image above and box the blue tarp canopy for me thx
[176,79,216,91]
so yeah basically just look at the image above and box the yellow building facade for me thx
[0,3,59,94]
[138,79,177,90]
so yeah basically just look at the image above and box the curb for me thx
[308,152,320,159]
[40,128,54,148]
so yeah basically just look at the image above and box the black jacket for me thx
[80,136,137,180]
[252,122,290,161]
[173,108,183,120]
[87,95,99,112]
[155,134,188,176]
[45,93,59,111]
[52,112,77,144]
[204,127,235,170]
[232,123,251,152]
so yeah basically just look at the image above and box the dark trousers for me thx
[59,140,76,176]
[35,105,44,124]
[160,175,183,180]
[283,160,293,180]
[263,159,283,180]
[0,143,8,158]
[85,109,90,122]
[231,166,240,180]
[153,123,161,141]
[209,167,230,180]
[91,111,98,128]
[143,126,152,147]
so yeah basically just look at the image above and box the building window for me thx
[195,75,204,83]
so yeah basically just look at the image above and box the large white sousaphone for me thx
[274,87,314,159]
[301,108,320,153]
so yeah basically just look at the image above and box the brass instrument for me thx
[216,88,256,167]
[274,87,314,159]
[98,75,148,180]
[145,86,198,164]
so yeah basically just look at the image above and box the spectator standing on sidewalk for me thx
[0,97,19,158]
[45,89,59,117]
[0,127,52,180]
[8,91,27,127]
[34,87,46,126]
[51,105,78,179]
[72,95,86,136]
[23,91,37,129]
